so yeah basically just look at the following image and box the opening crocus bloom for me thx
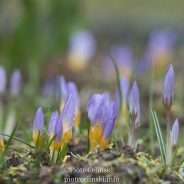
[128,81,140,126]
[0,135,4,155]
[87,93,115,150]
[162,64,175,111]
[10,69,22,98]
[33,107,44,147]
[61,94,75,143]
[171,119,179,147]
[0,66,7,96]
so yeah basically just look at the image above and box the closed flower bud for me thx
[171,119,179,146]
[33,107,44,146]
[128,81,140,125]
[162,64,175,111]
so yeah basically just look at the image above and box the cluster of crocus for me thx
[33,94,75,152]
[67,29,96,72]
[59,76,80,128]
[128,81,140,148]
[0,66,22,99]
[162,64,178,164]
[87,93,116,150]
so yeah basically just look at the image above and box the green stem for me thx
[166,110,172,165]
[128,116,136,149]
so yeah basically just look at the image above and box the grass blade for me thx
[151,110,166,166]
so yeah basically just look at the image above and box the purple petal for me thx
[171,119,179,146]
[111,45,133,70]
[34,107,44,132]
[60,76,68,102]
[10,69,22,97]
[67,81,80,110]
[102,102,116,138]
[62,94,75,132]
[162,64,175,109]
[120,76,129,103]
[48,110,59,135]
[128,81,140,124]
[69,30,96,61]
[54,113,63,141]
[0,66,7,95]
[87,93,109,125]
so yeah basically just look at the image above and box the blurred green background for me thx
[0,0,184,79]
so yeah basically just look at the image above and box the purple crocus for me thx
[0,66,7,96]
[128,81,140,126]
[68,81,80,112]
[50,113,63,151]
[162,64,175,111]
[87,92,116,150]
[87,93,109,126]
[48,110,59,136]
[33,107,44,146]
[10,69,22,98]
[171,119,179,146]
[102,102,116,139]
[68,30,96,71]
[62,94,76,134]
[101,45,133,79]
[54,114,63,143]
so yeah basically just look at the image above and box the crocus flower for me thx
[99,102,116,149]
[68,81,80,128]
[10,69,22,98]
[128,81,140,126]
[137,30,176,75]
[51,114,63,151]
[62,94,75,143]
[162,64,175,111]
[171,119,179,147]
[59,76,68,112]
[68,30,96,72]
[101,45,133,79]
[87,92,115,150]
[33,107,44,146]
[0,66,7,96]
[48,110,59,137]
[0,134,4,155]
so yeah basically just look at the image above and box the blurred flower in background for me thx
[137,29,176,76]
[67,29,96,72]
[10,69,22,98]
[101,45,133,80]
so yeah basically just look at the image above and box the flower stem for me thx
[128,115,136,149]
[166,110,172,165]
